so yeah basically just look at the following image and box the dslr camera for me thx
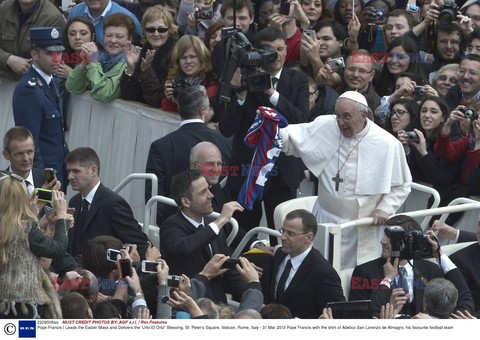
[385,226,435,260]
[370,9,385,20]
[171,78,191,97]
[405,131,419,143]
[195,7,213,20]
[219,29,278,102]
[437,0,458,26]
[328,57,345,71]
[460,107,478,120]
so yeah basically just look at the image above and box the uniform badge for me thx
[36,77,43,86]
[27,78,36,86]
[51,28,60,39]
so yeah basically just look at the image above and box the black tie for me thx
[24,180,33,195]
[276,259,292,301]
[77,199,89,231]
[272,77,279,88]
[49,79,58,98]
[72,199,89,257]
[198,224,213,258]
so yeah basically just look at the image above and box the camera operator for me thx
[349,215,444,318]
[218,26,309,242]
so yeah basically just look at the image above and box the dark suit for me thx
[268,247,345,319]
[13,67,68,187]
[349,257,444,317]
[145,122,231,226]
[160,211,246,303]
[32,168,46,187]
[219,68,309,232]
[68,183,149,259]
[450,243,480,312]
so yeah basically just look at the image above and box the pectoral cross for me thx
[332,171,343,191]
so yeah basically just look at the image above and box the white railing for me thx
[113,173,158,226]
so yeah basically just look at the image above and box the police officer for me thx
[12,27,69,190]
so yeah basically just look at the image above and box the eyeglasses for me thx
[333,112,353,121]
[279,228,309,237]
[0,171,24,183]
[437,74,457,84]
[345,66,373,75]
[466,45,480,54]
[390,109,409,117]
[144,26,169,34]
[458,68,480,77]
[180,54,198,62]
[196,161,226,168]
[309,90,318,98]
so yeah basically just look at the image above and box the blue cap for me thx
[30,27,65,51]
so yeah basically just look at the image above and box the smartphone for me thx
[119,258,132,278]
[44,206,54,218]
[36,188,53,203]
[142,260,162,273]
[221,258,240,270]
[44,168,57,183]
[302,29,316,41]
[167,275,181,287]
[106,248,122,263]
[280,0,290,15]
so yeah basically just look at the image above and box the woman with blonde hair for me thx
[431,64,459,98]
[162,34,217,115]
[0,172,68,318]
[121,6,179,107]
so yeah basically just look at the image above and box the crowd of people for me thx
[1,0,480,320]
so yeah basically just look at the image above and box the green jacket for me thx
[66,61,127,103]
[0,0,65,80]
[28,219,68,258]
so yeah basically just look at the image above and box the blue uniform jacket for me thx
[13,67,69,187]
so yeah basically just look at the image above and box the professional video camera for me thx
[218,28,278,103]
[384,226,436,260]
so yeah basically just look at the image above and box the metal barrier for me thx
[144,195,239,247]
[409,182,441,229]
[112,173,158,225]
[326,200,480,272]
[231,227,282,258]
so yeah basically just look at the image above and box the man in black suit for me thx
[268,209,345,318]
[160,169,247,303]
[450,221,480,312]
[2,126,50,193]
[219,26,309,238]
[66,147,149,259]
[350,215,474,317]
[145,85,231,227]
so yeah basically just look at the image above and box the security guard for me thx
[12,27,69,190]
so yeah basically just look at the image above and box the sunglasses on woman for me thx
[144,26,169,33]
[437,74,457,84]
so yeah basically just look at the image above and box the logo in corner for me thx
[4,323,16,335]
[18,321,36,338]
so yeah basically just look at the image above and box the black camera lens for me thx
[406,131,419,143]
[464,108,476,119]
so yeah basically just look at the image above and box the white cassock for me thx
[280,115,412,269]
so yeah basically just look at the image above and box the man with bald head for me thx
[190,141,228,213]
[280,91,412,269]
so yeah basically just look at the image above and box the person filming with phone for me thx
[0,171,68,318]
